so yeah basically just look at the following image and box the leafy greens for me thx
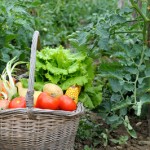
[35,46,102,109]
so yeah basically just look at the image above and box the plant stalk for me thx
[130,0,149,22]
[130,0,150,136]
[114,31,143,34]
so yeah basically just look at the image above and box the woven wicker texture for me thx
[0,31,84,150]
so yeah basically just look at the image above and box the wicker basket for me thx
[0,31,84,150]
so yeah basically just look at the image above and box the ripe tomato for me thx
[8,96,26,108]
[36,92,59,110]
[58,95,77,111]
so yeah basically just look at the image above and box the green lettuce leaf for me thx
[60,75,88,90]
[35,46,102,109]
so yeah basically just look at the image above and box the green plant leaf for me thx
[123,116,137,138]
[145,67,150,77]
[98,37,109,50]
[79,93,94,109]
[61,75,88,90]
[123,83,134,91]
[109,78,122,92]
[111,98,131,111]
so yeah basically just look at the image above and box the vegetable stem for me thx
[130,0,149,22]
[133,46,146,104]
[1,57,25,100]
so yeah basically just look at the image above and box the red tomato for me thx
[36,92,59,110]
[58,95,77,111]
[8,96,26,108]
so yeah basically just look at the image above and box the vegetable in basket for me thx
[35,92,60,110]
[35,92,77,111]
[65,85,81,104]
[8,96,26,108]
[16,82,42,106]
[0,99,9,110]
[0,57,25,101]
[58,95,77,111]
[34,46,103,109]
[43,83,63,97]
[0,80,7,98]
[0,92,9,110]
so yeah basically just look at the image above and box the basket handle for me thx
[25,31,40,108]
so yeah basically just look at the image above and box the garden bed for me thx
[75,113,150,150]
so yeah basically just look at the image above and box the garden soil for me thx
[105,118,150,150]
[75,114,150,150]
